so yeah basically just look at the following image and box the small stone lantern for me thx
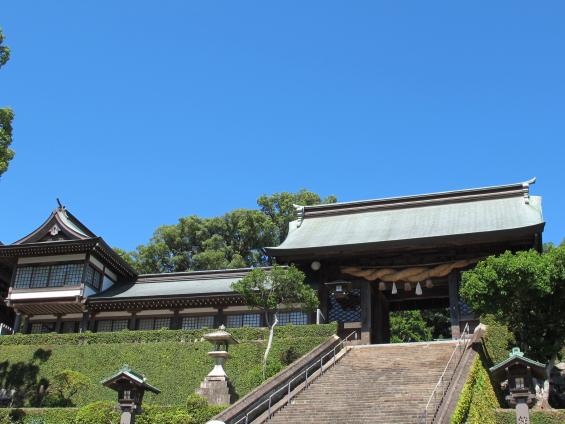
[102,365,160,424]
[489,347,546,422]
[196,325,239,405]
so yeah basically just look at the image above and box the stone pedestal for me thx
[516,402,530,424]
[196,351,235,405]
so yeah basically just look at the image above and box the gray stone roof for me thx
[90,268,261,300]
[266,179,544,257]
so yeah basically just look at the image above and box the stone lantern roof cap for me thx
[203,325,239,344]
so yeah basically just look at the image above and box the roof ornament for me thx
[294,204,305,228]
[49,224,61,236]
[522,177,536,205]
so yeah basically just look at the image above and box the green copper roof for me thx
[101,364,160,394]
[267,180,544,256]
[489,347,546,374]
[90,268,261,300]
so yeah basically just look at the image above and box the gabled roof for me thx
[266,179,544,258]
[489,347,546,380]
[0,205,137,280]
[101,365,160,394]
[14,206,97,244]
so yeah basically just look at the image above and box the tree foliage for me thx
[121,190,336,274]
[390,310,433,343]
[44,369,90,407]
[0,28,15,177]
[231,265,319,375]
[460,246,565,360]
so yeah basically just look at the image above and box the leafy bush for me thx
[0,324,336,407]
[280,346,301,365]
[43,369,90,407]
[481,315,515,365]
[185,394,224,423]
[75,401,119,424]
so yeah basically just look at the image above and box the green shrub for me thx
[75,401,119,424]
[43,369,90,407]
[494,411,565,424]
[280,346,301,365]
[0,324,336,407]
[185,394,225,424]
[481,315,515,365]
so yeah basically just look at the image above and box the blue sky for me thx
[1,1,564,250]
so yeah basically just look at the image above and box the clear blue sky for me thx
[1,1,564,251]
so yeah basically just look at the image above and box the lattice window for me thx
[328,288,361,323]
[84,265,103,291]
[226,313,261,328]
[30,322,55,334]
[14,267,33,288]
[49,265,67,287]
[65,264,83,286]
[30,266,50,288]
[278,311,309,326]
[138,317,171,330]
[61,321,79,333]
[181,316,214,329]
[96,319,129,332]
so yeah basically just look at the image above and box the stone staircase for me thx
[267,341,457,424]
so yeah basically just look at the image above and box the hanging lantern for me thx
[426,279,433,289]
[404,282,412,291]
[378,281,386,291]
[415,282,423,296]
[391,282,398,295]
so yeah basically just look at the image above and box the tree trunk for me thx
[263,313,279,379]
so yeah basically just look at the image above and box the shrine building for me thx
[0,179,544,343]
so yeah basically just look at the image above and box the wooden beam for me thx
[448,271,461,339]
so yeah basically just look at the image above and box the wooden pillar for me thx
[54,315,63,334]
[128,312,137,331]
[215,308,225,328]
[171,309,181,330]
[448,271,461,339]
[13,312,22,334]
[22,315,31,334]
[374,291,391,344]
[360,281,373,344]
[80,311,90,333]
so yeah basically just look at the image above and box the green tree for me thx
[125,190,335,274]
[390,310,433,343]
[0,28,15,177]
[257,189,337,244]
[460,246,565,360]
[231,265,319,377]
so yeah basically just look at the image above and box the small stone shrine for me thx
[102,365,160,424]
[489,347,546,423]
[197,325,238,405]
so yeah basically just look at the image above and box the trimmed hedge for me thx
[0,324,336,407]
[450,354,498,424]
[0,325,336,346]
[0,408,77,424]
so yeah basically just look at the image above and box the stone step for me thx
[267,342,456,424]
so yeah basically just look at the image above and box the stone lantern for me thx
[489,347,546,422]
[196,325,239,405]
[102,365,160,424]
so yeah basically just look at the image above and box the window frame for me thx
[12,261,86,290]
[137,316,172,331]
[180,315,215,330]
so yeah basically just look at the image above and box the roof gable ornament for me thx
[522,177,536,205]
[294,204,305,228]
[49,224,61,236]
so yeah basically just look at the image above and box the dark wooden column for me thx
[448,271,461,339]
[215,308,225,328]
[373,290,391,344]
[54,315,63,333]
[128,312,137,331]
[12,312,22,334]
[360,281,373,344]
[171,309,181,330]
[80,311,90,333]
